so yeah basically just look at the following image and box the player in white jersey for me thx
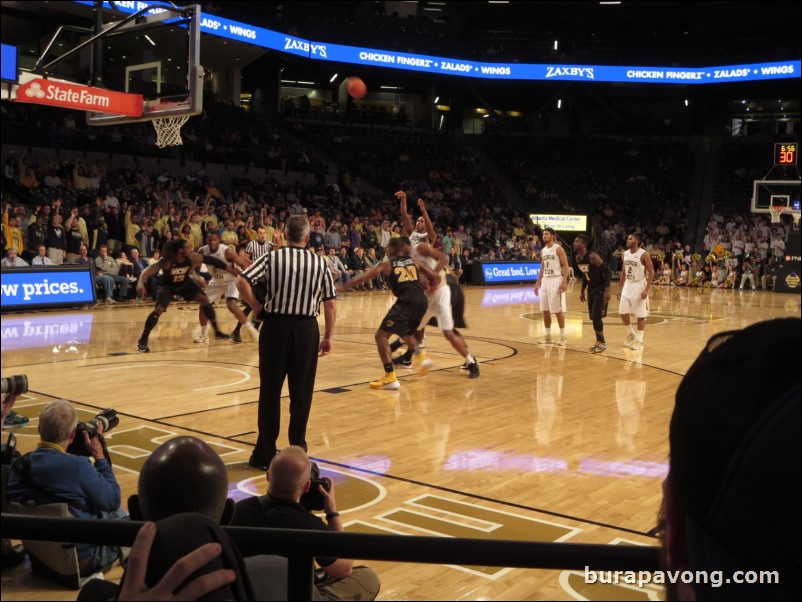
[195,232,256,343]
[410,240,480,377]
[617,233,654,351]
[533,228,570,347]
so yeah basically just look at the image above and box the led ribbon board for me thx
[76,2,800,84]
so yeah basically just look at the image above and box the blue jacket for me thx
[6,442,121,519]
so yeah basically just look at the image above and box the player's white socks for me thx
[465,353,476,365]
[636,330,644,342]
[560,328,565,338]
[627,325,635,335]
[544,328,551,337]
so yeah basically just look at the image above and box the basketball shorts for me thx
[382,293,428,337]
[205,279,239,304]
[156,281,204,308]
[618,280,649,318]
[539,277,566,313]
[418,283,454,331]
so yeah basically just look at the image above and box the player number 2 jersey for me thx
[623,248,647,282]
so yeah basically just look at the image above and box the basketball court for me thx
[2,3,800,599]
[2,283,799,601]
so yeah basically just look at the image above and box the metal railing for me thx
[2,513,661,600]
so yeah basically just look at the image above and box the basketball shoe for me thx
[413,352,433,375]
[193,329,209,343]
[623,333,636,347]
[590,342,608,353]
[537,335,553,345]
[370,373,401,390]
[629,340,644,351]
[556,336,567,347]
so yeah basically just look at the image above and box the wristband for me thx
[325,512,340,520]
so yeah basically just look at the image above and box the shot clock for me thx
[774,143,798,166]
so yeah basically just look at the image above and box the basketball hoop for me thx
[152,115,190,148]
[769,206,785,223]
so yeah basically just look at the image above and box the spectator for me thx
[1,246,28,267]
[25,214,47,263]
[6,399,127,576]
[80,436,273,601]
[761,257,778,291]
[30,243,54,266]
[64,209,85,264]
[95,244,130,299]
[739,257,759,291]
[327,247,349,287]
[3,205,25,254]
[75,243,117,304]
[659,319,800,601]
[231,445,381,601]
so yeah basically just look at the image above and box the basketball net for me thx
[152,115,190,148]
[769,206,785,224]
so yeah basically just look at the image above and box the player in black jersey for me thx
[573,234,612,353]
[339,237,440,390]
[134,238,239,352]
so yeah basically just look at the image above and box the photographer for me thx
[231,445,380,601]
[5,399,126,576]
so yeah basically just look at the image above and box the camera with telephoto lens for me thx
[300,461,331,511]
[1,375,28,396]
[65,408,119,465]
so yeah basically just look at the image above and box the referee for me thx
[231,226,275,340]
[237,215,337,470]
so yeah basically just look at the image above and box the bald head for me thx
[268,445,312,501]
[136,436,229,522]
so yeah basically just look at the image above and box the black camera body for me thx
[300,461,331,511]
[1,375,28,396]
[65,409,119,465]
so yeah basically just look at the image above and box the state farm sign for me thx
[15,79,143,117]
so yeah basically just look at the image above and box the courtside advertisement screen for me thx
[1,267,96,310]
[480,262,541,284]
[530,214,588,232]
[1,43,18,83]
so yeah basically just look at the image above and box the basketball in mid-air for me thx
[346,76,367,99]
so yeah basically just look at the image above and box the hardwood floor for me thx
[2,283,799,600]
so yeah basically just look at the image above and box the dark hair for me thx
[164,238,189,263]
[629,232,641,242]
[543,227,556,236]
[575,234,590,247]
[669,319,800,523]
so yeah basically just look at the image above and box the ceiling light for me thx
[684,99,689,106]
[482,114,489,118]
[434,96,440,103]
[297,81,315,85]
[557,99,562,109]
[423,6,441,10]
[329,73,338,83]
[144,34,156,46]
[553,40,558,50]
[380,86,399,90]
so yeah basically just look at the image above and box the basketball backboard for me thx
[84,3,202,125]
[751,179,801,214]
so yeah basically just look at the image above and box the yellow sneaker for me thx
[370,373,400,390]
[413,352,433,375]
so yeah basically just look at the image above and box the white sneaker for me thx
[537,335,553,345]
[245,321,260,342]
[556,336,566,347]
[629,340,644,351]
[623,333,636,347]
[193,331,209,343]
[104,298,116,305]
[418,338,427,349]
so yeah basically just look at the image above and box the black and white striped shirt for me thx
[241,246,336,317]
[245,239,273,261]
